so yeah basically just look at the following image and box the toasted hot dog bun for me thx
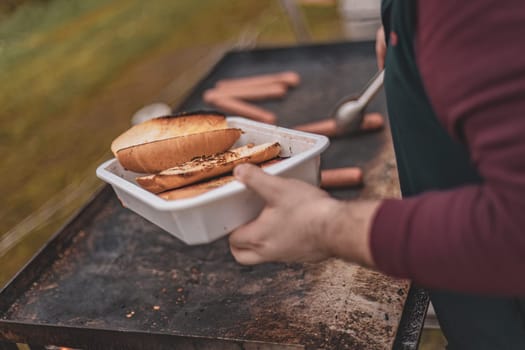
[112,111,242,173]
[158,157,286,201]
[116,128,242,174]
[158,175,236,201]
[137,142,281,193]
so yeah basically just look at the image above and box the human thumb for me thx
[234,163,284,204]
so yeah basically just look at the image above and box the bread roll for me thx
[158,175,236,201]
[112,111,242,173]
[158,157,285,201]
[137,142,281,193]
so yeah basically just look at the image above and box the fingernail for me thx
[234,164,249,179]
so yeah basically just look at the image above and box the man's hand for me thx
[229,163,379,267]
[376,26,387,70]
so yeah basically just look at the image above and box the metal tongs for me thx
[333,69,385,135]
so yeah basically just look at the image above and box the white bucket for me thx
[338,0,381,41]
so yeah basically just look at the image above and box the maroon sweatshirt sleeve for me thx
[370,0,525,295]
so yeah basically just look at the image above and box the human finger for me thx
[233,163,287,204]
[376,26,386,70]
[229,245,265,265]
[229,219,263,249]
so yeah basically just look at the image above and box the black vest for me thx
[381,0,481,197]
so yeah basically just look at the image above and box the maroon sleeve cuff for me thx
[370,199,414,279]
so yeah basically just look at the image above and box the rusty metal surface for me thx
[1,203,407,349]
[0,42,423,349]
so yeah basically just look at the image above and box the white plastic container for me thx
[338,0,381,41]
[96,117,330,245]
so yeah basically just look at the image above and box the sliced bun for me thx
[137,142,281,193]
[116,128,242,174]
[158,157,285,201]
[158,175,235,201]
[112,111,242,173]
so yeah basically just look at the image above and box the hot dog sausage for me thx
[294,118,338,137]
[360,112,385,131]
[207,97,277,125]
[321,167,363,189]
[294,113,385,137]
[215,71,300,88]
[203,83,287,102]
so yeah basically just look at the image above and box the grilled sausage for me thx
[294,113,385,137]
[207,97,277,125]
[203,83,288,102]
[215,71,300,88]
[321,167,363,189]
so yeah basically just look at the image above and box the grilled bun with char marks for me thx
[157,157,285,201]
[136,142,281,193]
[111,111,242,173]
